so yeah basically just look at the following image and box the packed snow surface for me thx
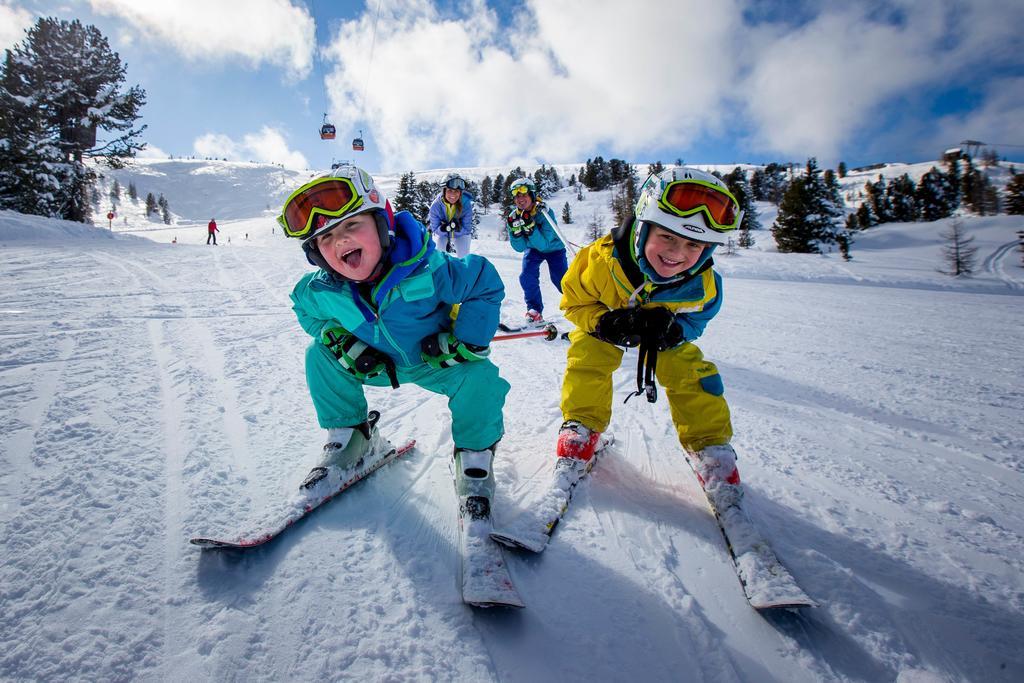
[1,159,1022,682]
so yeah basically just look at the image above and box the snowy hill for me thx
[1,159,1023,682]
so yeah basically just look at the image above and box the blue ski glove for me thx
[421,332,490,369]
[322,327,388,380]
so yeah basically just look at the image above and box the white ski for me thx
[490,434,614,553]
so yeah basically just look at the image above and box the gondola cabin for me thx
[320,123,336,140]
[352,132,364,152]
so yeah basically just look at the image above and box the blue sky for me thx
[3,0,1023,174]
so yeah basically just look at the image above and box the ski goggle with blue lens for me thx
[444,177,466,191]
[659,180,741,231]
[278,177,364,239]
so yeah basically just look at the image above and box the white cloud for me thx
[0,1,34,51]
[736,1,1024,162]
[193,126,309,168]
[930,77,1024,159]
[137,142,168,159]
[322,0,745,170]
[89,0,314,77]
[318,0,1022,169]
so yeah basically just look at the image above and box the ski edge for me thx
[489,433,615,553]
[683,453,816,611]
[189,439,416,549]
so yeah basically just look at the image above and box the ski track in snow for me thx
[2,191,1024,682]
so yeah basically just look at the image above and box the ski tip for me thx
[489,531,547,553]
[467,599,526,609]
[189,537,264,550]
[753,598,818,611]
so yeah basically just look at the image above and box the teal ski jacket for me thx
[290,211,504,367]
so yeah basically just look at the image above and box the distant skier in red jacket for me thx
[207,218,219,245]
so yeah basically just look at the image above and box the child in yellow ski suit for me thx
[556,167,744,509]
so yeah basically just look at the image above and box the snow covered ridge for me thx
[0,209,138,242]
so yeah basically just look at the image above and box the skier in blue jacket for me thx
[427,172,474,257]
[506,178,568,325]
[280,165,509,517]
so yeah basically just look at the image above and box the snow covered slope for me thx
[1,161,1022,682]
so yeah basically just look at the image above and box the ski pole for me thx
[491,323,559,342]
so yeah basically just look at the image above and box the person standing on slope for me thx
[556,167,744,511]
[428,173,475,257]
[207,218,219,245]
[280,165,510,521]
[505,178,568,326]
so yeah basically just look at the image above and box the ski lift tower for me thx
[960,140,984,160]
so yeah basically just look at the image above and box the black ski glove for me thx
[635,307,686,351]
[593,308,642,347]
[442,220,458,233]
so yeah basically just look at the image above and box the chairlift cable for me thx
[310,0,335,139]
[356,0,384,126]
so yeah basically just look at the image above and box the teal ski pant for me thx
[305,341,509,451]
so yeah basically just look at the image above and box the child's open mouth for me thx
[659,255,682,267]
[341,247,363,269]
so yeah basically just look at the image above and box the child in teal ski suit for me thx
[280,165,509,513]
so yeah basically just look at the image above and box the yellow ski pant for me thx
[560,329,732,451]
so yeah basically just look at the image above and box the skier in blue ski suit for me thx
[428,172,474,257]
[280,165,509,510]
[506,178,568,323]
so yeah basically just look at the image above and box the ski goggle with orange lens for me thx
[278,177,364,238]
[659,180,741,231]
[510,184,531,196]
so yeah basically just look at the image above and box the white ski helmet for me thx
[634,167,743,245]
[278,164,392,246]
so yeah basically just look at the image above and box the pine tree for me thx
[865,176,892,224]
[981,147,1000,168]
[772,178,815,252]
[491,173,505,207]
[0,17,146,222]
[158,194,171,224]
[887,174,919,222]
[762,163,788,204]
[771,158,843,252]
[837,230,853,261]
[479,175,492,213]
[1005,173,1024,215]
[586,212,603,243]
[414,179,437,222]
[837,161,847,178]
[561,202,573,224]
[393,172,416,214]
[145,192,158,217]
[940,220,978,276]
[109,179,121,208]
[737,224,755,248]
[855,202,874,229]
[0,71,64,215]
[915,167,955,221]
[647,161,665,176]
[724,167,760,234]
[128,181,138,201]
[944,157,962,209]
